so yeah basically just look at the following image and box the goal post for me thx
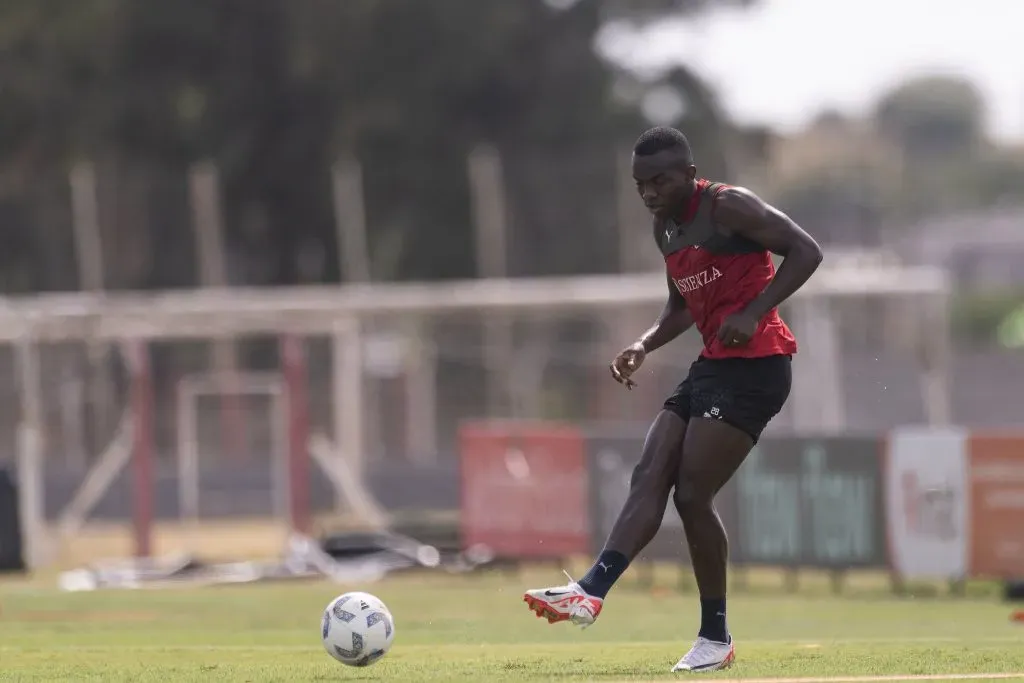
[2,261,951,569]
[281,335,312,536]
[126,340,154,559]
[135,336,320,560]
[175,371,291,555]
[15,339,145,568]
[6,330,378,568]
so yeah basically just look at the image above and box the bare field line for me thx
[614,676,1024,683]
[630,676,1024,683]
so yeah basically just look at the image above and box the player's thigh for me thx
[677,418,753,502]
[633,369,697,490]
[630,410,688,493]
[678,355,792,495]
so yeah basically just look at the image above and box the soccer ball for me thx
[321,591,395,667]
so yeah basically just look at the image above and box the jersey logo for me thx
[661,217,717,255]
[673,266,723,294]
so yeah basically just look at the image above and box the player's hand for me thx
[717,311,759,347]
[610,342,646,390]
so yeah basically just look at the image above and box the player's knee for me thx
[672,475,713,516]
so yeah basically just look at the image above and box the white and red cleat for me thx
[522,572,603,628]
[671,636,735,673]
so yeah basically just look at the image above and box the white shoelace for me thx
[558,569,600,626]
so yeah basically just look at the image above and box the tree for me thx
[874,75,986,160]
[0,0,759,290]
[600,0,756,23]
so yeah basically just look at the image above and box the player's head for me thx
[631,126,697,220]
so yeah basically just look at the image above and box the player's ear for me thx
[685,165,697,182]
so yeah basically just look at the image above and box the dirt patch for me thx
[54,518,289,568]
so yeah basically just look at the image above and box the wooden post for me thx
[467,144,513,417]
[188,163,244,462]
[332,158,371,284]
[333,319,366,484]
[332,159,382,470]
[612,146,660,421]
[15,339,45,568]
[125,341,154,558]
[69,162,114,466]
[616,147,651,274]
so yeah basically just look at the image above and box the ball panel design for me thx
[321,592,395,668]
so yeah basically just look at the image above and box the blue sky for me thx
[599,0,1024,142]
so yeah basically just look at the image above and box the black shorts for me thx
[663,354,792,443]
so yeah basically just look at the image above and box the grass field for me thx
[2,565,1024,682]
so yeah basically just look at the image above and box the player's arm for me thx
[714,187,823,321]
[638,273,694,353]
[610,257,694,389]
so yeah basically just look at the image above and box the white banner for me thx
[886,427,969,579]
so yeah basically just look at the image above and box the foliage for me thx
[764,74,1024,244]
[0,0,752,291]
[949,290,1024,347]
[874,76,985,160]
[600,0,756,23]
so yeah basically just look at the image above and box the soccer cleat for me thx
[522,571,603,628]
[671,636,735,673]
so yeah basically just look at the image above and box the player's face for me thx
[632,150,697,220]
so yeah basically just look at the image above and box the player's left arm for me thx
[713,187,823,344]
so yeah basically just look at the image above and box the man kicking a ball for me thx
[523,127,822,673]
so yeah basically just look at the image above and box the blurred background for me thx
[0,0,1021,586]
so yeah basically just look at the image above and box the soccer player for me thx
[523,127,823,672]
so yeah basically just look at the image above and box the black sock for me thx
[698,597,729,643]
[577,550,630,598]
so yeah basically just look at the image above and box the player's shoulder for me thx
[704,181,758,204]
[706,183,769,224]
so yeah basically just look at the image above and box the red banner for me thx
[459,421,588,558]
[968,434,1024,578]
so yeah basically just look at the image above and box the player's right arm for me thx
[638,273,693,353]
[610,274,693,389]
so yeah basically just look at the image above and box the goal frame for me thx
[175,371,291,554]
[4,264,951,568]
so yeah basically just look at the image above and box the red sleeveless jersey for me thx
[659,179,797,360]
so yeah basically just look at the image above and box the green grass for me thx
[1,568,1023,682]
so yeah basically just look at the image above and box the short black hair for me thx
[633,126,693,163]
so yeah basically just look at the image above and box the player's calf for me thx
[523,413,686,631]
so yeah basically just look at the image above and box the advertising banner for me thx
[885,427,969,579]
[968,434,1024,578]
[732,437,885,568]
[459,421,589,558]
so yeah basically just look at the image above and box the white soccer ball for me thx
[321,591,395,667]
